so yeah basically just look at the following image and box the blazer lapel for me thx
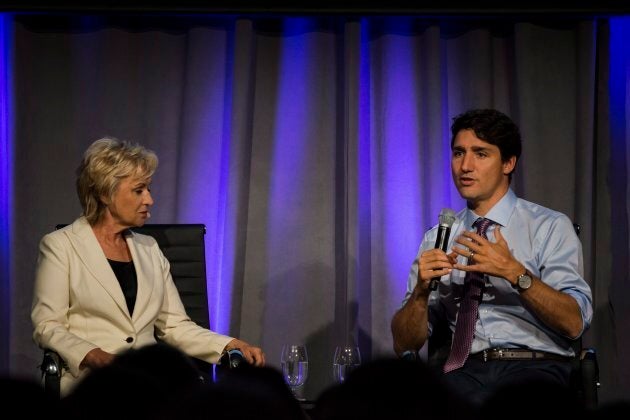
[126,231,155,323]
[66,217,131,320]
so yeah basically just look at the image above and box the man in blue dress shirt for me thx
[391,109,593,406]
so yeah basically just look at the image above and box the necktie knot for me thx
[473,218,494,237]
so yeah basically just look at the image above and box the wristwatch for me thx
[515,270,533,292]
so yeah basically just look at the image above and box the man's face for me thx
[451,129,515,212]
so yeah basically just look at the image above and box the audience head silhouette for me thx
[313,357,470,420]
[162,363,307,419]
[63,343,202,420]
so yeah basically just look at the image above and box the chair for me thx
[39,224,229,397]
[570,341,599,409]
[570,223,600,409]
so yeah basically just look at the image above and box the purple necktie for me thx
[443,217,494,373]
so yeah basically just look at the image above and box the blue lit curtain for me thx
[605,16,630,400]
[0,14,12,372]
[2,14,629,402]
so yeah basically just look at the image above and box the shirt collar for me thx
[464,188,517,228]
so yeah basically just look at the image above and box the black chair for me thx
[572,342,599,409]
[39,224,236,397]
[570,222,600,409]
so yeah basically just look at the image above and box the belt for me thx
[470,348,572,362]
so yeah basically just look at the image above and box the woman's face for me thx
[106,175,153,228]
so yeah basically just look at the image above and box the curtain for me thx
[4,14,628,402]
[0,14,13,372]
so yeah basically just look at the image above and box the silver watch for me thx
[515,271,533,292]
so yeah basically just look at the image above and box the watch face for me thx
[518,274,532,290]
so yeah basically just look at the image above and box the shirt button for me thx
[125,337,134,343]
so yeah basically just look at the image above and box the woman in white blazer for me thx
[31,138,265,395]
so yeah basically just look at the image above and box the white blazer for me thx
[31,217,233,394]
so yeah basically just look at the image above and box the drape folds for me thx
[6,14,628,401]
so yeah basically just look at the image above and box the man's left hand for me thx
[452,227,524,285]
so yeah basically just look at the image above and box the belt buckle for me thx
[483,348,503,361]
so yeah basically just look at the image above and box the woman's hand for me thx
[225,338,266,367]
[80,348,115,370]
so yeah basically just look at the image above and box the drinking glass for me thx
[281,344,309,399]
[333,345,361,383]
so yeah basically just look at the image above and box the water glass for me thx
[281,344,308,399]
[333,345,361,383]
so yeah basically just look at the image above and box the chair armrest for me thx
[579,348,599,409]
[40,349,65,399]
[41,350,63,376]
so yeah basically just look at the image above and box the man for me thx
[391,109,593,406]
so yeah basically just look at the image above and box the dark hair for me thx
[450,109,522,170]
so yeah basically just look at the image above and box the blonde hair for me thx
[76,137,158,225]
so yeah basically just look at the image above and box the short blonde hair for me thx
[76,137,158,225]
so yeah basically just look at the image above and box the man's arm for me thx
[391,248,455,355]
[505,270,583,339]
[391,285,430,355]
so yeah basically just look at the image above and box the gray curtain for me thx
[7,15,628,402]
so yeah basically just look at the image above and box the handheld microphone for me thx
[214,349,247,383]
[429,208,457,291]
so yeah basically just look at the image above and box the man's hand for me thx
[417,248,458,290]
[225,338,266,367]
[80,348,115,370]
[452,227,525,284]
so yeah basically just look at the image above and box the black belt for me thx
[470,348,572,362]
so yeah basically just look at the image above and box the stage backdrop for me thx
[1,13,628,402]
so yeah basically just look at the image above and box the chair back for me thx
[130,224,210,329]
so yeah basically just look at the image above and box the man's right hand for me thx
[417,248,457,287]
[80,348,115,370]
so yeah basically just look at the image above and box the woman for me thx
[31,138,265,395]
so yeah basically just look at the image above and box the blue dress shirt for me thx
[402,189,593,356]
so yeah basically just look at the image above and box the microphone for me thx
[214,349,248,383]
[226,349,246,369]
[429,208,457,291]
